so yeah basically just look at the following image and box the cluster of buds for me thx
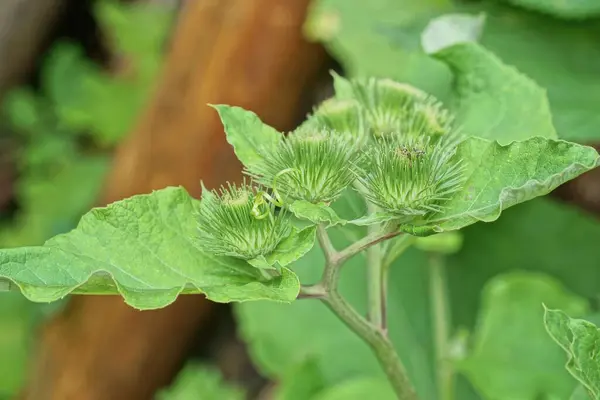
[198,76,466,261]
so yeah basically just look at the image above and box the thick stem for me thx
[312,226,418,400]
[429,254,454,400]
[324,291,418,400]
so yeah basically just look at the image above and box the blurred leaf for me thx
[544,308,600,398]
[0,157,109,247]
[571,385,593,400]
[0,293,44,397]
[0,187,300,309]
[155,363,244,400]
[502,0,600,19]
[312,377,396,400]
[459,272,587,400]
[2,89,41,133]
[414,231,463,255]
[401,137,599,234]
[421,13,485,55]
[273,358,325,400]
[305,0,454,96]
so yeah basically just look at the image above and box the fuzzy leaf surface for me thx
[429,39,557,144]
[401,137,600,235]
[289,200,345,226]
[249,226,317,270]
[460,272,588,400]
[0,187,299,309]
[545,308,600,398]
[212,104,282,170]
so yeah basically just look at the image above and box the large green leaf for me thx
[308,0,600,142]
[212,104,282,170]
[272,358,325,400]
[425,30,557,143]
[155,363,244,400]
[459,272,587,400]
[502,0,600,19]
[544,308,600,398]
[402,137,599,235]
[0,187,299,309]
[236,191,438,400]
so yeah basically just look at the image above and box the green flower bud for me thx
[346,77,453,141]
[247,129,359,204]
[356,135,465,217]
[197,182,291,259]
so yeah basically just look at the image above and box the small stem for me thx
[298,284,325,299]
[317,224,336,263]
[366,220,384,330]
[335,230,401,265]
[429,254,454,400]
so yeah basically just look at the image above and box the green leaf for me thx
[0,187,299,309]
[571,385,592,400]
[426,35,557,144]
[212,104,282,170]
[544,308,600,398]
[401,137,599,235]
[305,0,453,95]
[272,358,325,400]
[249,226,317,269]
[413,231,463,255]
[2,89,41,133]
[502,0,600,19]
[459,272,588,400]
[421,13,485,55]
[155,363,244,400]
[312,378,396,400]
[289,200,346,226]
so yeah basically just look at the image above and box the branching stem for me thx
[299,223,418,400]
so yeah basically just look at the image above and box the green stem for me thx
[429,254,454,400]
[324,291,418,400]
[366,221,385,330]
[309,224,418,400]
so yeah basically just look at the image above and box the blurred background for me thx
[0,0,599,399]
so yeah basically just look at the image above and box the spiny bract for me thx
[197,182,291,260]
[356,135,465,217]
[247,129,360,204]
[349,77,454,140]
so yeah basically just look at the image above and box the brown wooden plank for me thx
[20,1,326,399]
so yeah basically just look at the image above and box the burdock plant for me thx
[196,181,292,260]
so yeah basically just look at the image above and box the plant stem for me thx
[366,221,385,331]
[429,254,454,400]
[324,291,418,400]
[311,224,418,400]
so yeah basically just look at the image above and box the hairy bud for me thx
[356,135,465,217]
[247,129,359,204]
[197,182,291,259]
